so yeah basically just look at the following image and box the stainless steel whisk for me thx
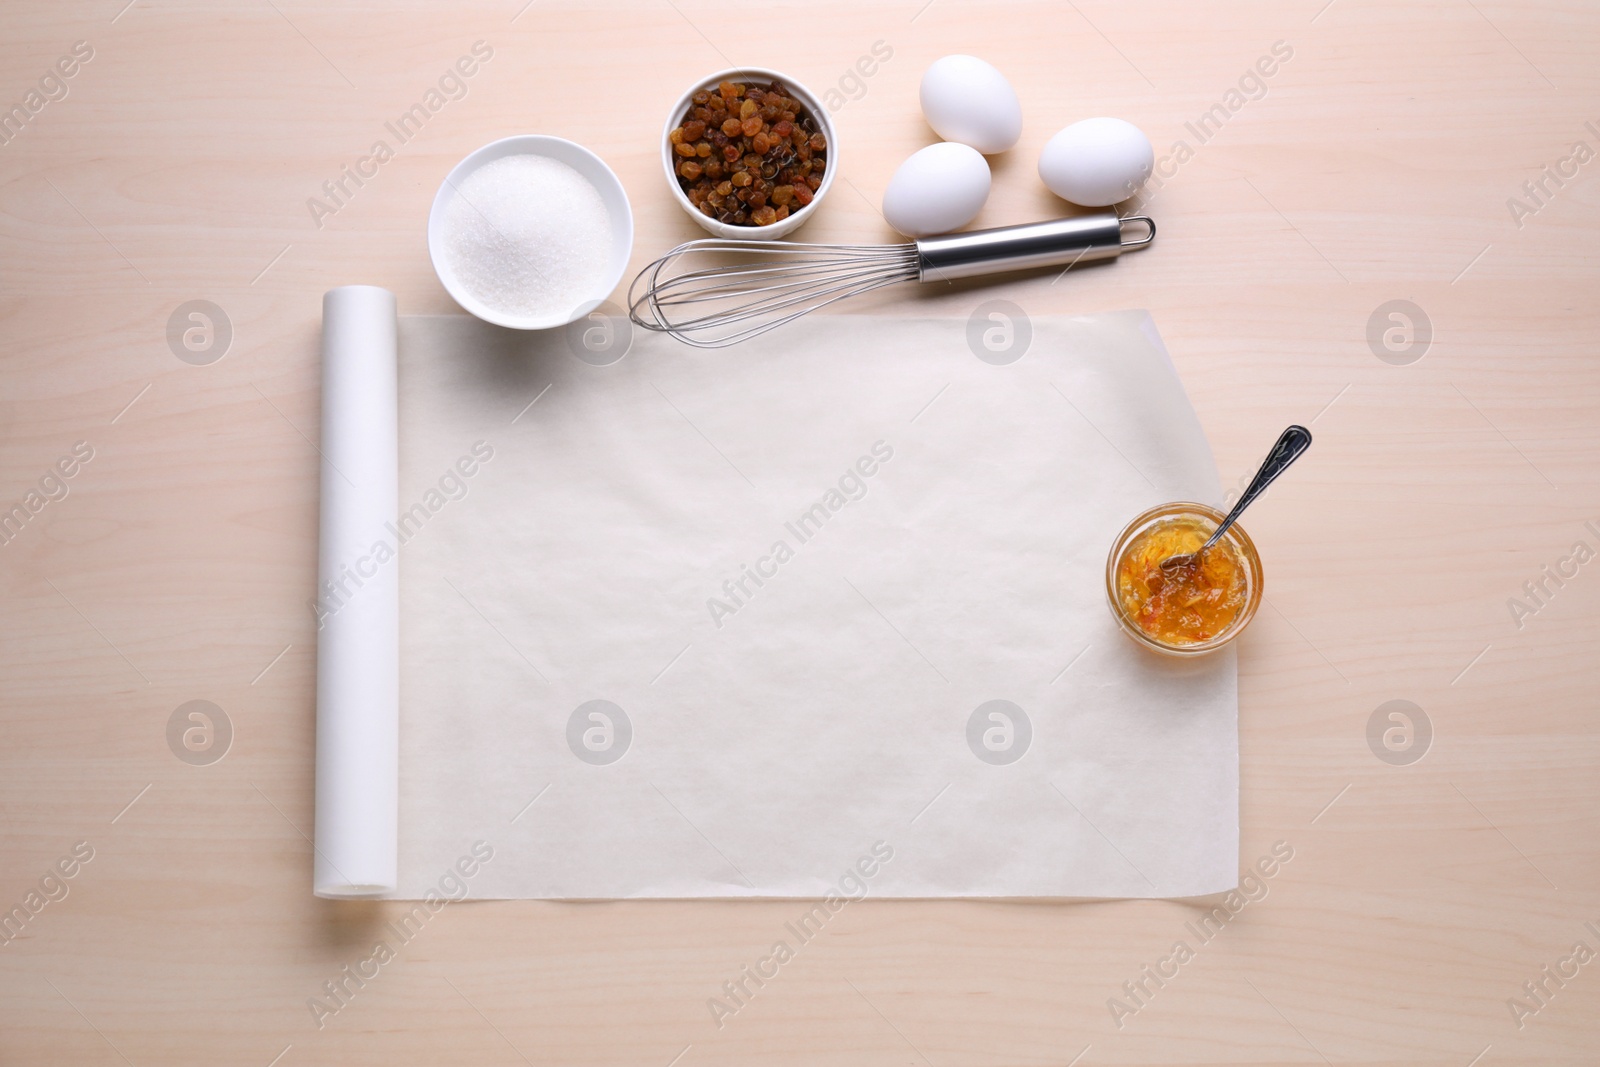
[628,212,1155,349]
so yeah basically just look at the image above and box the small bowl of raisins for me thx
[662,68,835,239]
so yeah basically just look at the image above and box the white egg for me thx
[1038,117,1154,207]
[919,55,1023,155]
[881,142,992,238]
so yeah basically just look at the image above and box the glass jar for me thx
[1105,502,1263,656]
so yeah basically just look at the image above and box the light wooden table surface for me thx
[3,1,1598,1064]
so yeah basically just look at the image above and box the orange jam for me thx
[1115,516,1249,646]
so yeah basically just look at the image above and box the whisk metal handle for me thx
[914,213,1154,282]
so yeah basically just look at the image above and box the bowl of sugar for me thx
[428,135,634,330]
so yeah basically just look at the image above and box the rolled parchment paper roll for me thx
[313,285,399,898]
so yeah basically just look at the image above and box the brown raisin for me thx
[678,160,703,181]
[680,119,706,141]
[752,205,778,226]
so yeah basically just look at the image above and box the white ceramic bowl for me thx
[428,135,634,330]
[661,68,837,240]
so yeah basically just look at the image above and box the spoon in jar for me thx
[1160,424,1312,573]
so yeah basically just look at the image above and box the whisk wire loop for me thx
[629,238,920,348]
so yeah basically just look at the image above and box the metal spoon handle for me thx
[1201,424,1313,552]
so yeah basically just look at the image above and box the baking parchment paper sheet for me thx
[392,309,1237,899]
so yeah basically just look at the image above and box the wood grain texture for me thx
[1,1,1597,1064]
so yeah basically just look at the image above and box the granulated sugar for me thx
[442,154,613,321]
